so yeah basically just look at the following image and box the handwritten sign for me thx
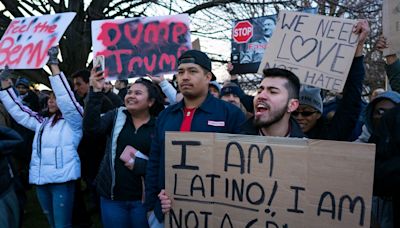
[92,14,191,80]
[0,13,76,69]
[382,0,400,56]
[165,132,375,228]
[258,11,359,92]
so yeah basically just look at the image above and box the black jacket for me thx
[83,91,153,200]
[240,117,306,138]
[118,87,128,101]
[78,89,118,180]
[306,56,365,141]
[0,126,22,195]
[105,91,123,107]
[371,104,400,226]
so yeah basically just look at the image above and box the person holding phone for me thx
[0,47,83,228]
[83,67,165,228]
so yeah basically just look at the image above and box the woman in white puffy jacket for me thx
[0,61,83,228]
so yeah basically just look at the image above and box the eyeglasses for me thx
[292,111,318,117]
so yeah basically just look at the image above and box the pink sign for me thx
[92,14,191,80]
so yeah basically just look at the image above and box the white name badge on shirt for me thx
[207,120,225,127]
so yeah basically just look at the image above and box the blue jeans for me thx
[148,211,164,228]
[36,181,75,228]
[372,196,393,228]
[0,184,20,228]
[100,197,149,228]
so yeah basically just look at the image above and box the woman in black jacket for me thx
[83,69,164,228]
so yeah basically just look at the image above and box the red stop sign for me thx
[233,21,253,43]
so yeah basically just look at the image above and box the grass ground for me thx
[22,186,49,228]
[22,186,102,228]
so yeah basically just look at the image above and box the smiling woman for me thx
[83,70,164,228]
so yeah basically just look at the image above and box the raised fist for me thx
[48,46,59,65]
[0,65,12,81]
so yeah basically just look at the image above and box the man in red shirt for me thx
[145,50,245,227]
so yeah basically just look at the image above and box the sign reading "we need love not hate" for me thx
[258,11,359,92]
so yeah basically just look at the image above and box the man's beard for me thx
[253,104,287,128]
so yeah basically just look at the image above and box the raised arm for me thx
[148,74,178,105]
[325,20,368,141]
[376,35,400,92]
[0,79,43,131]
[49,72,84,132]
[47,46,84,132]
[82,67,115,136]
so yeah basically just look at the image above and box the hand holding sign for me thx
[375,35,389,51]
[0,66,12,81]
[47,46,59,65]
[353,19,370,57]
[147,74,165,85]
[47,46,62,76]
[158,189,172,214]
[376,35,398,65]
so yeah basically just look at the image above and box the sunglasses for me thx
[292,111,318,117]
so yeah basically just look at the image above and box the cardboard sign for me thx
[192,38,201,51]
[258,11,359,92]
[92,14,191,80]
[0,12,76,69]
[382,0,400,56]
[165,132,375,228]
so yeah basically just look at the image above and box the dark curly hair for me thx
[132,78,165,117]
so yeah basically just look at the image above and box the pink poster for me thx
[92,14,191,80]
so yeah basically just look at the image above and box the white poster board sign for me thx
[0,12,76,69]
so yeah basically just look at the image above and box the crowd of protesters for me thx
[0,18,400,228]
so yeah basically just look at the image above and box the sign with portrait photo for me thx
[231,8,318,75]
[231,15,277,74]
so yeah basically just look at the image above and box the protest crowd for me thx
[1,6,400,228]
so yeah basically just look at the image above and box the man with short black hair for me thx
[71,70,90,103]
[240,68,304,137]
[103,81,123,107]
[145,50,245,227]
[115,79,128,101]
